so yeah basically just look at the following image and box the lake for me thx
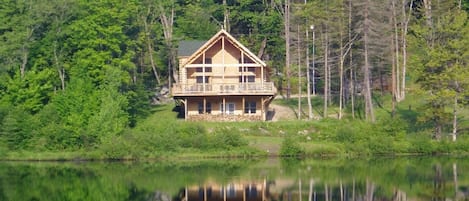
[0,157,468,201]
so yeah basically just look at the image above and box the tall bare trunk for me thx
[223,0,230,32]
[348,0,355,119]
[160,6,177,86]
[363,0,375,122]
[53,43,65,90]
[306,28,313,119]
[392,0,400,104]
[297,25,302,119]
[400,0,413,101]
[323,31,329,118]
[452,95,458,142]
[143,8,161,85]
[285,0,291,99]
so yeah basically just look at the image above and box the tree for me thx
[410,1,469,140]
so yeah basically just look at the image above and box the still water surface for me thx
[1,157,468,201]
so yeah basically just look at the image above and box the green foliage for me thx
[280,136,304,156]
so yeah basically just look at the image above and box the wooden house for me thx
[172,29,277,121]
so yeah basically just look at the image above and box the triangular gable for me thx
[182,29,267,67]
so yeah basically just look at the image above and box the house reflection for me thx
[178,180,269,201]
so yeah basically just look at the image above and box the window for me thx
[239,76,255,83]
[196,67,212,72]
[205,58,212,64]
[196,76,209,83]
[198,102,212,114]
[198,102,204,114]
[245,102,256,114]
[239,67,256,73]
[206,102,212,114]
[220,103,235,115]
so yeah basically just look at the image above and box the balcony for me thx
[172,82,277,96]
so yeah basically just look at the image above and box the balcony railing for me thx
[172,82,276,96]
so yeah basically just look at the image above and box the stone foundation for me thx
[188,114,263,122]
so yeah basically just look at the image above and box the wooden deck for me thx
[172,82,276,97]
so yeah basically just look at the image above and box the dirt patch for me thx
[269,103,296,121]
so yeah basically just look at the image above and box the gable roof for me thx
[181,29,267,67]
[178,40,207,57]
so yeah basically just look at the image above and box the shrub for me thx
[280,136,303,156]
[211,127,247,149]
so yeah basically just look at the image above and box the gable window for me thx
[196,67,212,72]
[205,58,212,64]
[196,76,209,83]
[244,102,256,114]
[239,75,255,83]
[239,67,256,73]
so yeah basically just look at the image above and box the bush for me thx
[211,127,247,149]
[280,136,303,156]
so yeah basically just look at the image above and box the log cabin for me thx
[172,29,277,121]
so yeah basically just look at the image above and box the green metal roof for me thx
[177,40,207,57]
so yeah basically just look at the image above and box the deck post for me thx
[222,97,226,116]
[203,97,206,114]
[242,96,245,116]
[261,97,264,121]
[203,53,206,92]
[184,98,188,121]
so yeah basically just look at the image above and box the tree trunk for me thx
[257,37,267,59]
[297,25,302,120]
[223,0,230,32]
[285,0,291,99]
[306,28,313,119]
[392,0,400,105]
[400,0,413,101]
[323,31,329,118]
[53,42,65,90]
[348,0,355,119]
[143,8,161,85]
[363,0,375,122]
[160,6,177,86]
[452,95,458,142]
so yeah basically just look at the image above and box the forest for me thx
[0,0,468,157]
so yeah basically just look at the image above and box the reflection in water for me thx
[179,181,266,201]
[0,157,469,201]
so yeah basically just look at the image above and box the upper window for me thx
[205,58,212,64]
[196,76,209,83]
[196,67,212,72]
[239,67,256,73]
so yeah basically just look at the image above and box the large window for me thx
[244,102,256,114]
[220,103,235,115]
[196,67,212,72]
[239,67,256,73]
[196,76,209,83]
[198,102,212,114]
[206,102,212,113]
[239,75,255,83]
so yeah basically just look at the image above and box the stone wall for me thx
[188,114,263,122]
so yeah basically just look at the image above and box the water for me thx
[0,157,468,201]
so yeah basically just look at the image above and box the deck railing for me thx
[172,82,276,95]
